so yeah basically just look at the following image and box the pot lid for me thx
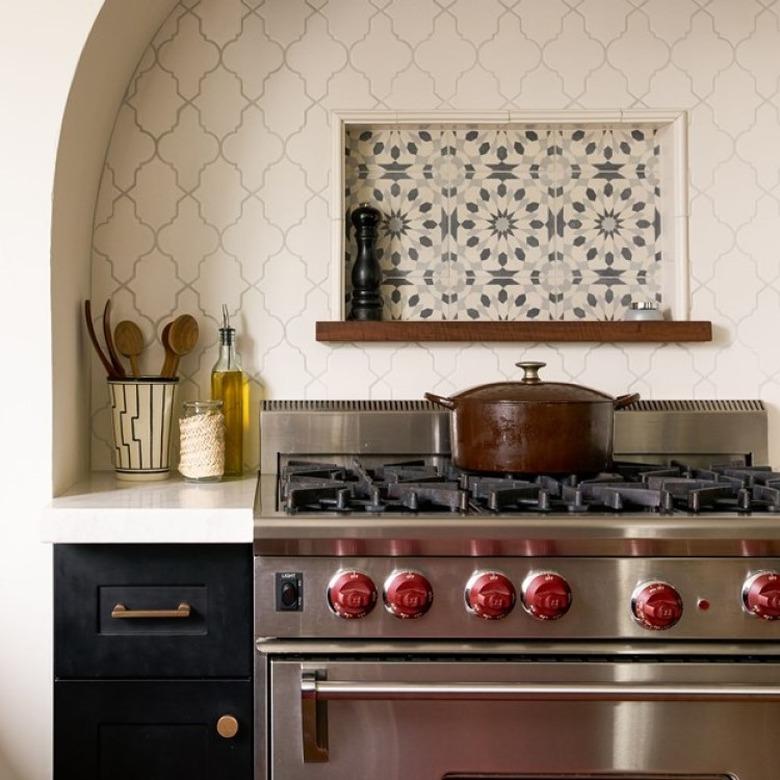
[452,362,614,404]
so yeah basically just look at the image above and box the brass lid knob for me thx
[516,361,546,384]
[216,714,239,739]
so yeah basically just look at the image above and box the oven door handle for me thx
[300,671,780,762]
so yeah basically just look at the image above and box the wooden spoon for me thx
[114,320,144,377]
[167,314,199,376]
[162,315,199,377]
[160,322,175,377]
[102,299,126,377]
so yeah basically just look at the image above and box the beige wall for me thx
[0,2,174,778]
[0,5,101,776]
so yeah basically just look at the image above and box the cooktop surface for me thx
[277,458,780,517]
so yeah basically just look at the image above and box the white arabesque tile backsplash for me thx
[91,0,780,470]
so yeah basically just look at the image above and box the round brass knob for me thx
[216,714,239,739]
[516,361,545,384]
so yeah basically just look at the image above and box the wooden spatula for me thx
[84,300,116,378]
[102,299,126,377]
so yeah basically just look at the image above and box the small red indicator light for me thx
[697,598,710,611]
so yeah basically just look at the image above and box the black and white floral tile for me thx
[345,125,661,321]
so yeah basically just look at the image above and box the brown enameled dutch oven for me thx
[425,361,639,474]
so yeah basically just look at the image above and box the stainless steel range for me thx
[253,399,780,780]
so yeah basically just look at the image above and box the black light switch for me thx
[275,572,303,611]
[280,582,297,607]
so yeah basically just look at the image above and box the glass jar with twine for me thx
[178,400,225,482]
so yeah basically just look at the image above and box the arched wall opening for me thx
[55,0,780,493]
[51,0,177,495]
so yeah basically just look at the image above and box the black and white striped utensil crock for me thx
[107,377,179,481]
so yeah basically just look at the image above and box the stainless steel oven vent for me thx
[622,399,765,412]
[614,398,767,464]
[260,400,450,473]
[262,400,439,412]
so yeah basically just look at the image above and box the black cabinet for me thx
[54,680,252,780]
[54,544,253,780]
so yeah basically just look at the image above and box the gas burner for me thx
[280,459,470,514]
[277,459,780,516]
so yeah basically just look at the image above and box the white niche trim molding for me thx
[330,109,689,323]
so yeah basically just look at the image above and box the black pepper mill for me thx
[349,203,383,321]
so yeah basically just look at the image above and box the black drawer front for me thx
[54,544,251,678]
[54,679,252,780]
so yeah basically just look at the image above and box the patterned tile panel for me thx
[344,124,661,320]
[90,0,780,470]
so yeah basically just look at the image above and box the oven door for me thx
[268,657,780,780]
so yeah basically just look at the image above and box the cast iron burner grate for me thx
[278,459,780,516]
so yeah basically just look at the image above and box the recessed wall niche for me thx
[336,111,688,323]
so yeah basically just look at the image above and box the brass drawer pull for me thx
[111,602,192,619]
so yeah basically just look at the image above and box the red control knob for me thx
[522,571,572,621]
[327,571,377,619]
[743,571,780,620]
[384,571,433,619]
[631,581,683,630]
[465,571,516,620]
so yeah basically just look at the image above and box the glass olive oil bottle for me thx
[211,305,246,477]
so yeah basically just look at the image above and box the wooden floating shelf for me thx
[316,320,713,343]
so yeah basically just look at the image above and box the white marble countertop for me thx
[42,472,258,543]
